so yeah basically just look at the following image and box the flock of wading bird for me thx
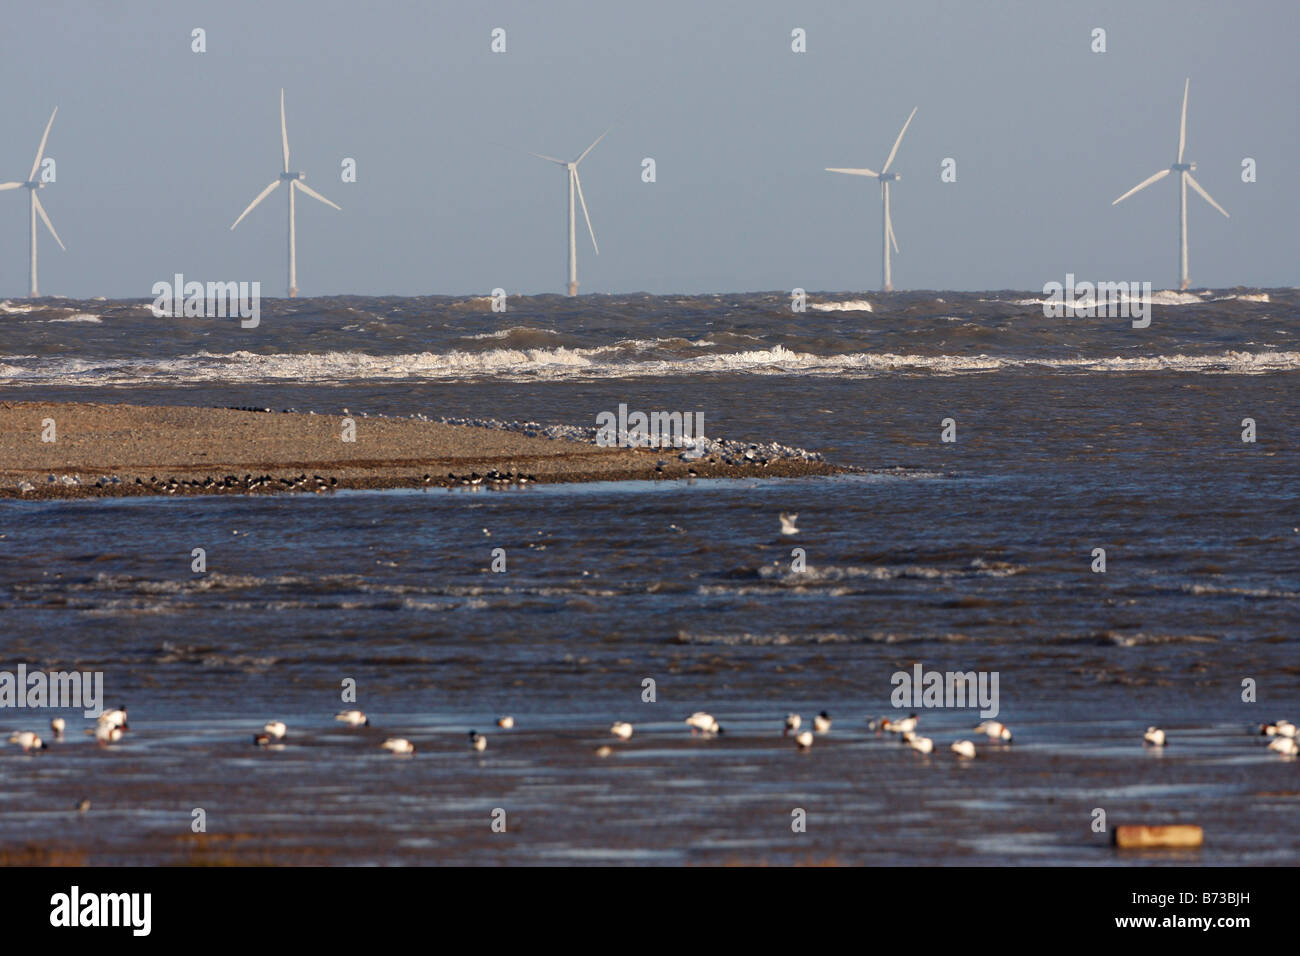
[9,711,1296,762]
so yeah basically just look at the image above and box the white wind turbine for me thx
[0,108,65,297]
[230,89,340,297]
[1112,79,1229,291]
[826,106,917,292]
[526,129,608,296]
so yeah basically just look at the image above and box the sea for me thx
[0,288,1296,865]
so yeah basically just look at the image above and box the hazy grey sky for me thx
[4,0,1297,297]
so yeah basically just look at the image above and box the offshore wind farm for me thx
[0,0,1295,887]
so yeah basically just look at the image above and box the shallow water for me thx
[1,292,1297,864]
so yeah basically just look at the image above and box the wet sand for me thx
[0,402,842,498]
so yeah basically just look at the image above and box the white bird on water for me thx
[879,714,918,735]
[1260,720,1296,738]
[1143,726,1166,747]
[264,721,287,740]
[779,512,799,536]
[686,712,723,736]
[951,739,977,759]
[794,730,814,750]
[98,707,128,730]
[610,721,633,740]
[974,720,1012,742]
[497,716,515,730]
[784,714,802,736]
[9,731,46,752]
[381,737,416,755]
[469,730,487,751]
[813,711,832,733]
[903,731,934,754]
[1268,737,1299,756]
[335,710,369,727]
[94,722,124,745]
[50,717,66,737]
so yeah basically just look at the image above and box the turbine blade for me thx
[293,178,341,211]
[880,106,917,174]
[1185,173,1229,218]
[573,168,598,255]
[0,182,24,191]
[29,107,58,182]
[230,180,281,230]
[574,127,610,165]
[528,151,568,165]
[281,89,290,173]
[887,210,900,254]
[1111,167,1170,205]
[825,167,879,178]
[33,194,65,250]
[1178,78,1189,164]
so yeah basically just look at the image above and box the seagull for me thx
[595,745,614,758]
[610,722,633,740]
[881,714,919,735]
[974,720,1013,742]
[903,731,934,754]
[75,798,91,814]
[784,714,802,736]
[951,739,977,759]
[253,732,274,747]
[779,512,799,535]
[335,710,369,727]
[1268,737,1299,756]
[794,730,814,750]
[1143,726,1166,747]
[381,737,416,755]
[813,711,832,733]
[496,716,515,729]
[263,720,287,740]
[469,730,487,752]
[8,731,46,752]
[685,712,723,736]
[50,717,66,737]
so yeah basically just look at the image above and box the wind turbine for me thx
[826,106,917,292]
[526,129,608,296]
[1111,79,1229,291]
[230,89,340,298]
[0,108,65,297]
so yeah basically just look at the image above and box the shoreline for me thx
[0,401,846,500]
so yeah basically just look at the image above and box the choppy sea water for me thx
[0,290,1297,865]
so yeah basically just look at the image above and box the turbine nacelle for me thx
[280,171,306,181]
[879,172,900,182]
[1171,161,1195,172]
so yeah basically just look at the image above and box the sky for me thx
[2,0,1297,297]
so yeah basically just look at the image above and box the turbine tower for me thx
[527,129,608,296]
[1112,79,1229,290]
[230,89,340,297]
[826,106,917,292]
[0,108,65,297]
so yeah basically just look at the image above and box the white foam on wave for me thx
[463,326,561,340]
[3,342,1300,385]
[1011,289,1207,308]
[811,299,873,312]
[47,313,102,323]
